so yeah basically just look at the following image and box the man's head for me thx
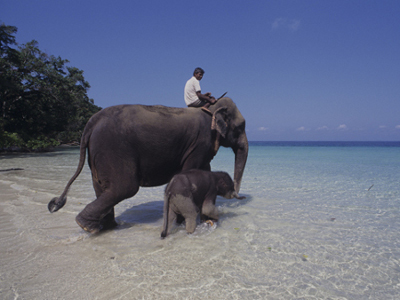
[193,67,205,80]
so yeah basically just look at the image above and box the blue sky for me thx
[2,0,400,141]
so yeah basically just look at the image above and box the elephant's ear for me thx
[211,107,228,138]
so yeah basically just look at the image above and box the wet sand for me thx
[0,178,257,300]
[2,145,400,299]
[0,181,123,299]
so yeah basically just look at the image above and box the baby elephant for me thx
[161,169,245,238]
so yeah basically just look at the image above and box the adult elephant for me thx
[48,97,248,233]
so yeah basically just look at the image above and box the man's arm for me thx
[196,91,216,104]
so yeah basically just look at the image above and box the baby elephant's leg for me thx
[179,197,199,234]
[167,208,177,234]
[161,201,178,238]
[185,216,198,234]
[201,199,219,221]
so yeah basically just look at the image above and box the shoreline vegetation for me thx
[1,22,101,153]
[0,142,80,154]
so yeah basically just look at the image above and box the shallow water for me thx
[1,143,399,299]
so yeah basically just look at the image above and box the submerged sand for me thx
[0,178,258,300]
[2,146,400,299]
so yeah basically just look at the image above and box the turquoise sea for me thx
[0,141,399,299]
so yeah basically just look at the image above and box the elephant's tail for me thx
[47,129,91,213]
[161,191,171,239]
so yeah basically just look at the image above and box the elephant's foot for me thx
[201,214,218,224]
[100,218,118,231]
[76,213,102,234]
[99,208,118,231]
[205,220,214,226]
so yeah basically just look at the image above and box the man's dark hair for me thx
[193,67,205,75]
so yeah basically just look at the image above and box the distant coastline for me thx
[248,141,400,147]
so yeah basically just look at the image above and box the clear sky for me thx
[2,0,400,141]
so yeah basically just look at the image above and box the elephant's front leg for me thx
[201,198,219,222]
[184,216,198,234]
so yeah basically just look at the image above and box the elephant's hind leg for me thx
[164,208,177,237]
[76,186,138,233]
[180,202,199,234]
[80,179,119,232]
[100,208,118,230]
[77,146,141,233]
[91,179,118,230]
[77,171,140,233]
[76,210,103,234]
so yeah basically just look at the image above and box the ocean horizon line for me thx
[248,141,400,147]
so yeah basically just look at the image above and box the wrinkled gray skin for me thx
[161,169,245,238]
[48,97,248,234]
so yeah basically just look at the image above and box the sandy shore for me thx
[0,178,244,300]
[1,182,73,298]
[3,144,400,299]
[0,180,150,300]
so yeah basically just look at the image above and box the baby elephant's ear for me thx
[211,107,228,138]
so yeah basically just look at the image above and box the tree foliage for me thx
[0,22,101,151]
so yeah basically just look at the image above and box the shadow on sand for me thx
[112,194,253,231]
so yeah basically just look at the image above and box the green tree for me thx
[0,23,101,151]
[1,24,21,126]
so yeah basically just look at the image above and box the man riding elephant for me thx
[184,67,216,113]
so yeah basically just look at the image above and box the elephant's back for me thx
[98,104,187,115]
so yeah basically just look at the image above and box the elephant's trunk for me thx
[233,133,248,193]
[232,191,246,200]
